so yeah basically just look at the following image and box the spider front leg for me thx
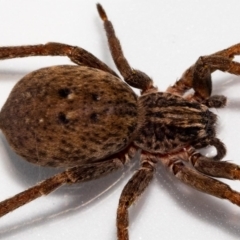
[168,43,240,104]
[191,55,240,103]
[117,154,156,240]
[0,147,136,218]
[186,147,240,180]
[161,156,240,208]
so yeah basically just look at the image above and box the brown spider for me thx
[0,3,240,240]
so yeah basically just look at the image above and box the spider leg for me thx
[167,43,240,103]
[117,154,156,240]
[191,55,240,101]
[0,146,136,218]
[186,147,240,180]
[97,4,157,94]
[213,43,240,59]
[0,42,118,77]
[161,157,240,207]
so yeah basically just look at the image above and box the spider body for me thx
[0,3,240,240]
[0,64,217,167]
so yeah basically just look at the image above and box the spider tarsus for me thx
[96,3,108,21]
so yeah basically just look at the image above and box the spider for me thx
[0,3,240,240]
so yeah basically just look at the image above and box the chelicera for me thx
[0,3,240,240]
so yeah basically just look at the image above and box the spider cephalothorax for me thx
[135,92,218,155]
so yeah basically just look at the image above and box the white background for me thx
[0,0,240,239]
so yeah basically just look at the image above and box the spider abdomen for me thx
[135,92,217,153]
[0,65,139,167]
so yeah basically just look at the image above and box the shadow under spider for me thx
[0,136,139,238]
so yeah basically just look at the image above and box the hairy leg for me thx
[97,4,156,94]
[0,146,136,218]
[0,42,118,77]
[186,147,240,180]
[117,154,156,240]
[160,156,240,207]
[167,43,240,102]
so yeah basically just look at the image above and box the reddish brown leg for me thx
[0,171,68,218]
[161,157,240,207]
[191,55,240,101]
[0,147,136,218]
[167,43,240,102]
[96,4,156,94]
[117,154,156,240]
[186,147,240,180]
[0,42,118,77]
[214,43,240,59]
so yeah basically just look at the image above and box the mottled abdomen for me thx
[135,92,217,154]
[0,65,138,167]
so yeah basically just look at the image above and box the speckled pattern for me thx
[0,65,138,167]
